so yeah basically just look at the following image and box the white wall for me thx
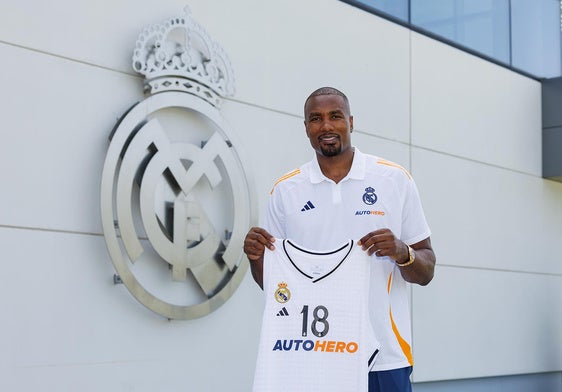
[409,33,562,382]
[0,0,560,390]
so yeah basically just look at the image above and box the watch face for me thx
[101,92,256,319]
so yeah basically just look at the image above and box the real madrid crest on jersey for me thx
[100,7,255,319]
[362,186,378,205]
[275,282,291,303]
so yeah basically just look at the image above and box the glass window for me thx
[411,0,510,64]
[353,0,409,21]
[341,0,562,78]
[511,0,561,78]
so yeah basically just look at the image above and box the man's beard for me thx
[321,144,341,157]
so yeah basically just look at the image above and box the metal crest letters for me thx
[100,7,254,319]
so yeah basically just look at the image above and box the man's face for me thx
[304,94,353,158]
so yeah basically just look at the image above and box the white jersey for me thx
[253,239,379,392]
[263,148,431,371]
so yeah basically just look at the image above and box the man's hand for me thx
[244,227,275,260]
[243,227,275,289]
[358,228,435,286]
[358,228,408,262]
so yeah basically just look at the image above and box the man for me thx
[244,87,436,392]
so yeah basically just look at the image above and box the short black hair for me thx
[304,87,350,115]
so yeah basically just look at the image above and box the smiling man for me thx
[245,87,436,392]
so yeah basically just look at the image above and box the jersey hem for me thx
[371,360,412,372]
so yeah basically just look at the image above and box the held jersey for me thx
[253,239,379,392]
[262,148,431,370]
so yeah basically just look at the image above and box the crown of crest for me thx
[132,6,235,107]
[277,282,288,288]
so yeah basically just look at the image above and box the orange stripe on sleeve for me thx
[376,159,412,180]
[269,169,301,194]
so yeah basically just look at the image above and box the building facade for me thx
[0,0,560,390]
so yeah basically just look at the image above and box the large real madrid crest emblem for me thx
[100,7,255,319]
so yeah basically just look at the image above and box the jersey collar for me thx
[309,147,366,184]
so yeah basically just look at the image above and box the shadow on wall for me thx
[412,371,562,392]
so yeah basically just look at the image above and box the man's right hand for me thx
[243,227,275,261]
[243,227,275,289]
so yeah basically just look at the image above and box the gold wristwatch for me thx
[396,245,415,267]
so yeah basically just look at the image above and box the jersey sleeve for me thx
[261,186,286,239]
[400,176,431,245]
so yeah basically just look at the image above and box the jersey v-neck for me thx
[281,239,354,283]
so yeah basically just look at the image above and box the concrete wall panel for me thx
[0,42,142,233]
[0,227,263,391]
[411,33,542,176]
[412,265,562,382]
[412,148,562,276]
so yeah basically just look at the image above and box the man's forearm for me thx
[398,239,435,285]
[249,256,264,290]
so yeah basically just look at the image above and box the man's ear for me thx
[349,115,354,132]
